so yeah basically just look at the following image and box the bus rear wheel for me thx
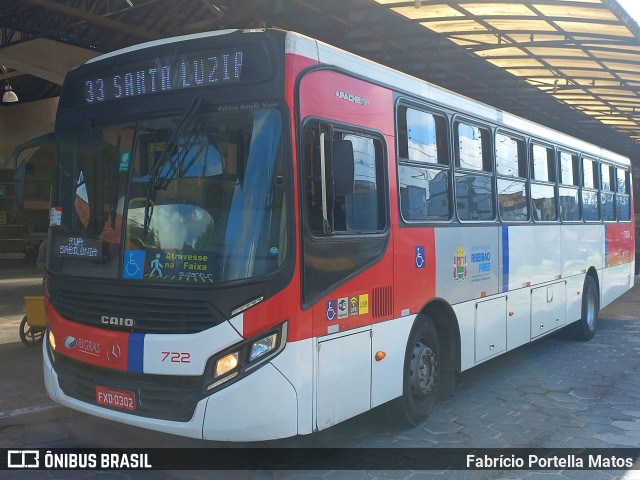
[388,317,440,426]
[568,275,599,341]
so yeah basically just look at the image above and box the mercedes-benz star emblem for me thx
[106,343,121,363]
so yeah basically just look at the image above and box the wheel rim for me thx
[28,329,44,342]
[585,288,596,329]
[23,326,43,343]
[409,341,436,398]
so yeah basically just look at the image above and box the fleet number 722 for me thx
[161,352,191,363]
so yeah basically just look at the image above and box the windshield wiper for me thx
[143,97,204,233]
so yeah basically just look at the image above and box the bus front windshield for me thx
[50,106,288,284]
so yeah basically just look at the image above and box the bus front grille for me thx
[53,352,203,422]
[47,280,222,334]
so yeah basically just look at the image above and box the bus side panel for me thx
[434,226,499,303]
[602,223,634,307]
[434,226,500,373]
[270,338,315,435]
[606,223,634,267]
[393,226,436,316]
[203,364,298,441]
[506,225,561,289]
[562,224,603,276]
[371,315,414,408]
[562,224,602,323]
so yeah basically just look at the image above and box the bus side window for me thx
[302,125,385,235]
[616,168,631,221]
[582,157,600,222]
[397,106,451,223]
[303,127,324,234]
[558,151,580,222]
[530,143,557,222]
[337,134,384,232]
[454,121,494,222]
[601,163,616,222]
[496,132,528,222]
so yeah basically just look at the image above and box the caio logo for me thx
[101,316,134,327]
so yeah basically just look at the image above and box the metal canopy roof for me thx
[376,0,640,152]
[2,0,640,161]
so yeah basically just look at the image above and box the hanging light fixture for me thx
[3,82,18,103]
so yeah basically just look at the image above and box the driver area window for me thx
[303,124,385,235]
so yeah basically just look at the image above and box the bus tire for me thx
[19,315,44,347]
[388,317,440,426]
[568,275,599,341]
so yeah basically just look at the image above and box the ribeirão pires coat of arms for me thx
[454,246,467,281]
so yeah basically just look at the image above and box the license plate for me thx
[96,385,136,411]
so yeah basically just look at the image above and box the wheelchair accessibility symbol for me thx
[415,246,425,269]
[123,250,145,279]
[326,299,338,321]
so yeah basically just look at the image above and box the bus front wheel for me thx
[568,275,599,341]
[388,317,440,426]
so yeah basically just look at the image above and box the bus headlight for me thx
[249,333,278,362]
[205,321,287,392]
[215,352,239,377]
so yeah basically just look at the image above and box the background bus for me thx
[14,28,634,441]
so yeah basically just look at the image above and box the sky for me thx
[616,0,640,26]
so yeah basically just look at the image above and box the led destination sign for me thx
[80,42,270,105]
[55,236,105,260]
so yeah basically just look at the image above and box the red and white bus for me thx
[14,29,634,441]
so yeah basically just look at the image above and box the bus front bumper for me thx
[43,339,298,441]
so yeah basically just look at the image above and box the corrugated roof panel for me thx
[475,46,529,57]
[485,19,558,31]
[554,21,633,36]
[532,4,617,20]
[419,19,486,33]
[487,57,545,68]
[603,61,640,72]
[559,69,617,79]
[462,3,537,16]
[543,58,603,69]
[527,47,591,57]
[587,48,640,62]
[510,68,559,77]
[391,5,464,20]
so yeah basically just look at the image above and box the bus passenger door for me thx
[300,121,387,430]
[297,69,394,430]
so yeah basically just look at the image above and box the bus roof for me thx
[85,29,239,65]
[285,31,630,167]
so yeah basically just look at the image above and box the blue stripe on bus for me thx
[128,333,145,372]
[502,226,509,293]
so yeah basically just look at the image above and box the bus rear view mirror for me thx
[333,139,354,195]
